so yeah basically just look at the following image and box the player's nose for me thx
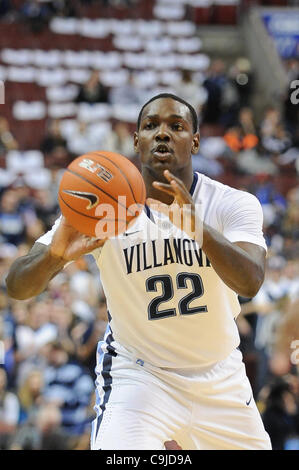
[155,123,170,142]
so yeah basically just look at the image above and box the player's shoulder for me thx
[195,172,259,206]
[196,172,242,196]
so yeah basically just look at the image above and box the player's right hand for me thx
[49,216,106,262]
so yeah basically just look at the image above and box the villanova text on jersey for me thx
[123,237,211,275]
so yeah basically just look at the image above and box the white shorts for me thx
[91,348,271,450]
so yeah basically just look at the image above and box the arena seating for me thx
[0,0,240,150]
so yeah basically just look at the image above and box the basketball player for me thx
[6,94,272,450]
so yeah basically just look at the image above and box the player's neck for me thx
[143,166,194,204]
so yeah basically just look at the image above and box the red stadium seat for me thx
[192,1,213,25]
[213,0,239,25]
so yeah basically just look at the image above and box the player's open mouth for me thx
[152,144,173,161]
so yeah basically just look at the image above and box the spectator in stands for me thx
[285,58,299,84]
[65,256,104,308]
[262,379,299,450]
[222,108,267,175]
[220,81,241,129]
[238,253,299,399]
[0,189,26,246]
[18,369,44,425]
[21,0,51,33]
[45,145,71,169]
[261,123,292,156]
[251,174,286,231]
[98,0,138,7]
[0,117,18,156]
[3,298,25,387]
[0,284,16,386]
[282,185,299,241]
[260,107,282,140]
[202,59,226,124]
[66,121,107,156]
[44,258,106,374]
[191,144,224,178]
[35,403,74,449]
[48,303,76,358]
[238,106,257,136]
[281,258,299,302]
[229,57,254,109]
[0,0,11,18]
[40,119,67,156]
[202,58,239,127]
[0,185,43,248]
[75,70,109,104]
[42,341,94,435]
[70,298,108,375]
[174,69,208,118]
[9,403,74,450]
[71,392,96,450]
[249,256,290,394]
[103,121,135,160]
[0,244,18,288]
[269,296,299,378]
[109,73,144,106]
[31,188,59,232]
[13,299,58,387]
[49,0,77,18]
[223,124,258,154]
[0,367,20,450]
[236,295,261,395]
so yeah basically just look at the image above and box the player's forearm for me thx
[6,246,65,300]
[202,224,264,298]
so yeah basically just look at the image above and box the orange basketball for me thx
[58,151,146,238]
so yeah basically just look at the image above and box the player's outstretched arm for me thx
[6,217,106,300]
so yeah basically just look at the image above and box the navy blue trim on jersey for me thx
[106,312,117,357]
[144,172,198,222]
[144,204,155,222]
[94,320,117,442]
[189,172,198,196]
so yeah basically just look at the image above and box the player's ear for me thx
[191,132,200,155]
[134,131,139,153]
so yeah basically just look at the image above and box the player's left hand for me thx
[146,170,203,244]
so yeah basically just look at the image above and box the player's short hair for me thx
[137,93,199,134]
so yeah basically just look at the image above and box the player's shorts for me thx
[90,347,271,450]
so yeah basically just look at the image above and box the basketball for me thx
[58,151,146,238]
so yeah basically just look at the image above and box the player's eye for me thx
[144,122,156,130]
[171,123,184,131]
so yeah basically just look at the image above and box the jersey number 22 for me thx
[146,273,207,320]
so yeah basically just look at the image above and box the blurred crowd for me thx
[0,44,299,450]
[0,0,140,30]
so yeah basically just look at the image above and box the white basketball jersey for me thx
[37,172,266,369]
